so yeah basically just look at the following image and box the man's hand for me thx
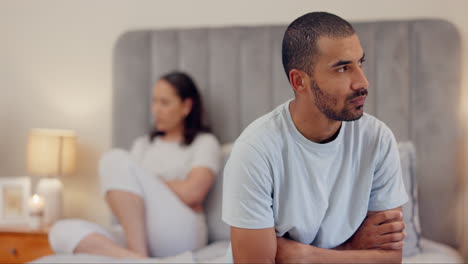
[344,209,406,250]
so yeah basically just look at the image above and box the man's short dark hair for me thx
[282,12,355,81]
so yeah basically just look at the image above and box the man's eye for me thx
[337,66,348,73]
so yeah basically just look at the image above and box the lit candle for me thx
[28,194,45,228]
[29,194,45,213]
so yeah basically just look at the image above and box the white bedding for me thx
[31,241,229,264]
[32,238,462,263]
[403,239,463,263]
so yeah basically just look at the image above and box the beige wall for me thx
[1,0,467,254]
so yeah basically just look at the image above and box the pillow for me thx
[204,143,233,243]
[398,141,422,257]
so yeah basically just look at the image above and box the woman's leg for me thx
[49,219,136,258]
[139,175,208,257]
[105,190,148,256]
[74,232,144,258]
[99,149,208,258]
[99,150,149,257]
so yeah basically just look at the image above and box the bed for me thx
[34,19,464,263]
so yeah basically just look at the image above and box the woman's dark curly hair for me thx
[149,71,210,145]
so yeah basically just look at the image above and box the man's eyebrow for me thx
[360,53,366,62]
[331,60,351,68]
[331,53,366,68]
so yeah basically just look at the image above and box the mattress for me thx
[31,238,462,263]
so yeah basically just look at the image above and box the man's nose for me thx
[351,67,369,90]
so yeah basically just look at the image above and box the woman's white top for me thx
[130,132,222,180]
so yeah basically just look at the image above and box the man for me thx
[222,12,408,263]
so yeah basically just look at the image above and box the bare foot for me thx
[74,233,148,259]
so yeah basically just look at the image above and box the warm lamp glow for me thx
[27,129,77,177]
[29,194,45,213]
[32,194,41,203]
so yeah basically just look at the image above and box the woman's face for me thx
[152,80,192,133]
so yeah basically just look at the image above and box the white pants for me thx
[49,149,208,257]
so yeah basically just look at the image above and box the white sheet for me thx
[32,238,463,263]
[31,251,195,263]
[403,238,463,263]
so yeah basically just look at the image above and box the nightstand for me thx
[0,226,53,264]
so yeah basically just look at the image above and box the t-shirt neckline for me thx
[155,137,183,146]
[284,99,344,152]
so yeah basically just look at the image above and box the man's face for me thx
[306,34,369,121]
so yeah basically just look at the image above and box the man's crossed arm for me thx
[230,208,405,263]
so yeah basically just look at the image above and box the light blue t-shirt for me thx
[222,100,408,257]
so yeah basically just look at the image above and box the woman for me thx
[49,72,222,259]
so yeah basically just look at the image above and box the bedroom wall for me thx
[1,0,468,255]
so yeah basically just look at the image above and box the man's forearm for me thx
[276,238,402,264]
[301,246,401,264]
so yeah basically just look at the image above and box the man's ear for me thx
[289,69,308,94]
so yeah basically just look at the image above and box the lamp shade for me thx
[27,129,77,177]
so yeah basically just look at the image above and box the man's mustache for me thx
[347,89,368,100]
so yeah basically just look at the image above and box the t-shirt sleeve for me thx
[129,136,149,162]
[369,126,409,211]
[190,133,222,175]
[222,141,274,229]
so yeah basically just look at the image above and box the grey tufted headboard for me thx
[112,20,462,247]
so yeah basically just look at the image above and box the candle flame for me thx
[32,194,41,203]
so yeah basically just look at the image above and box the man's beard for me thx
[310,81,367,122]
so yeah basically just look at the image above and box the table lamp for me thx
[27,129,76,226]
